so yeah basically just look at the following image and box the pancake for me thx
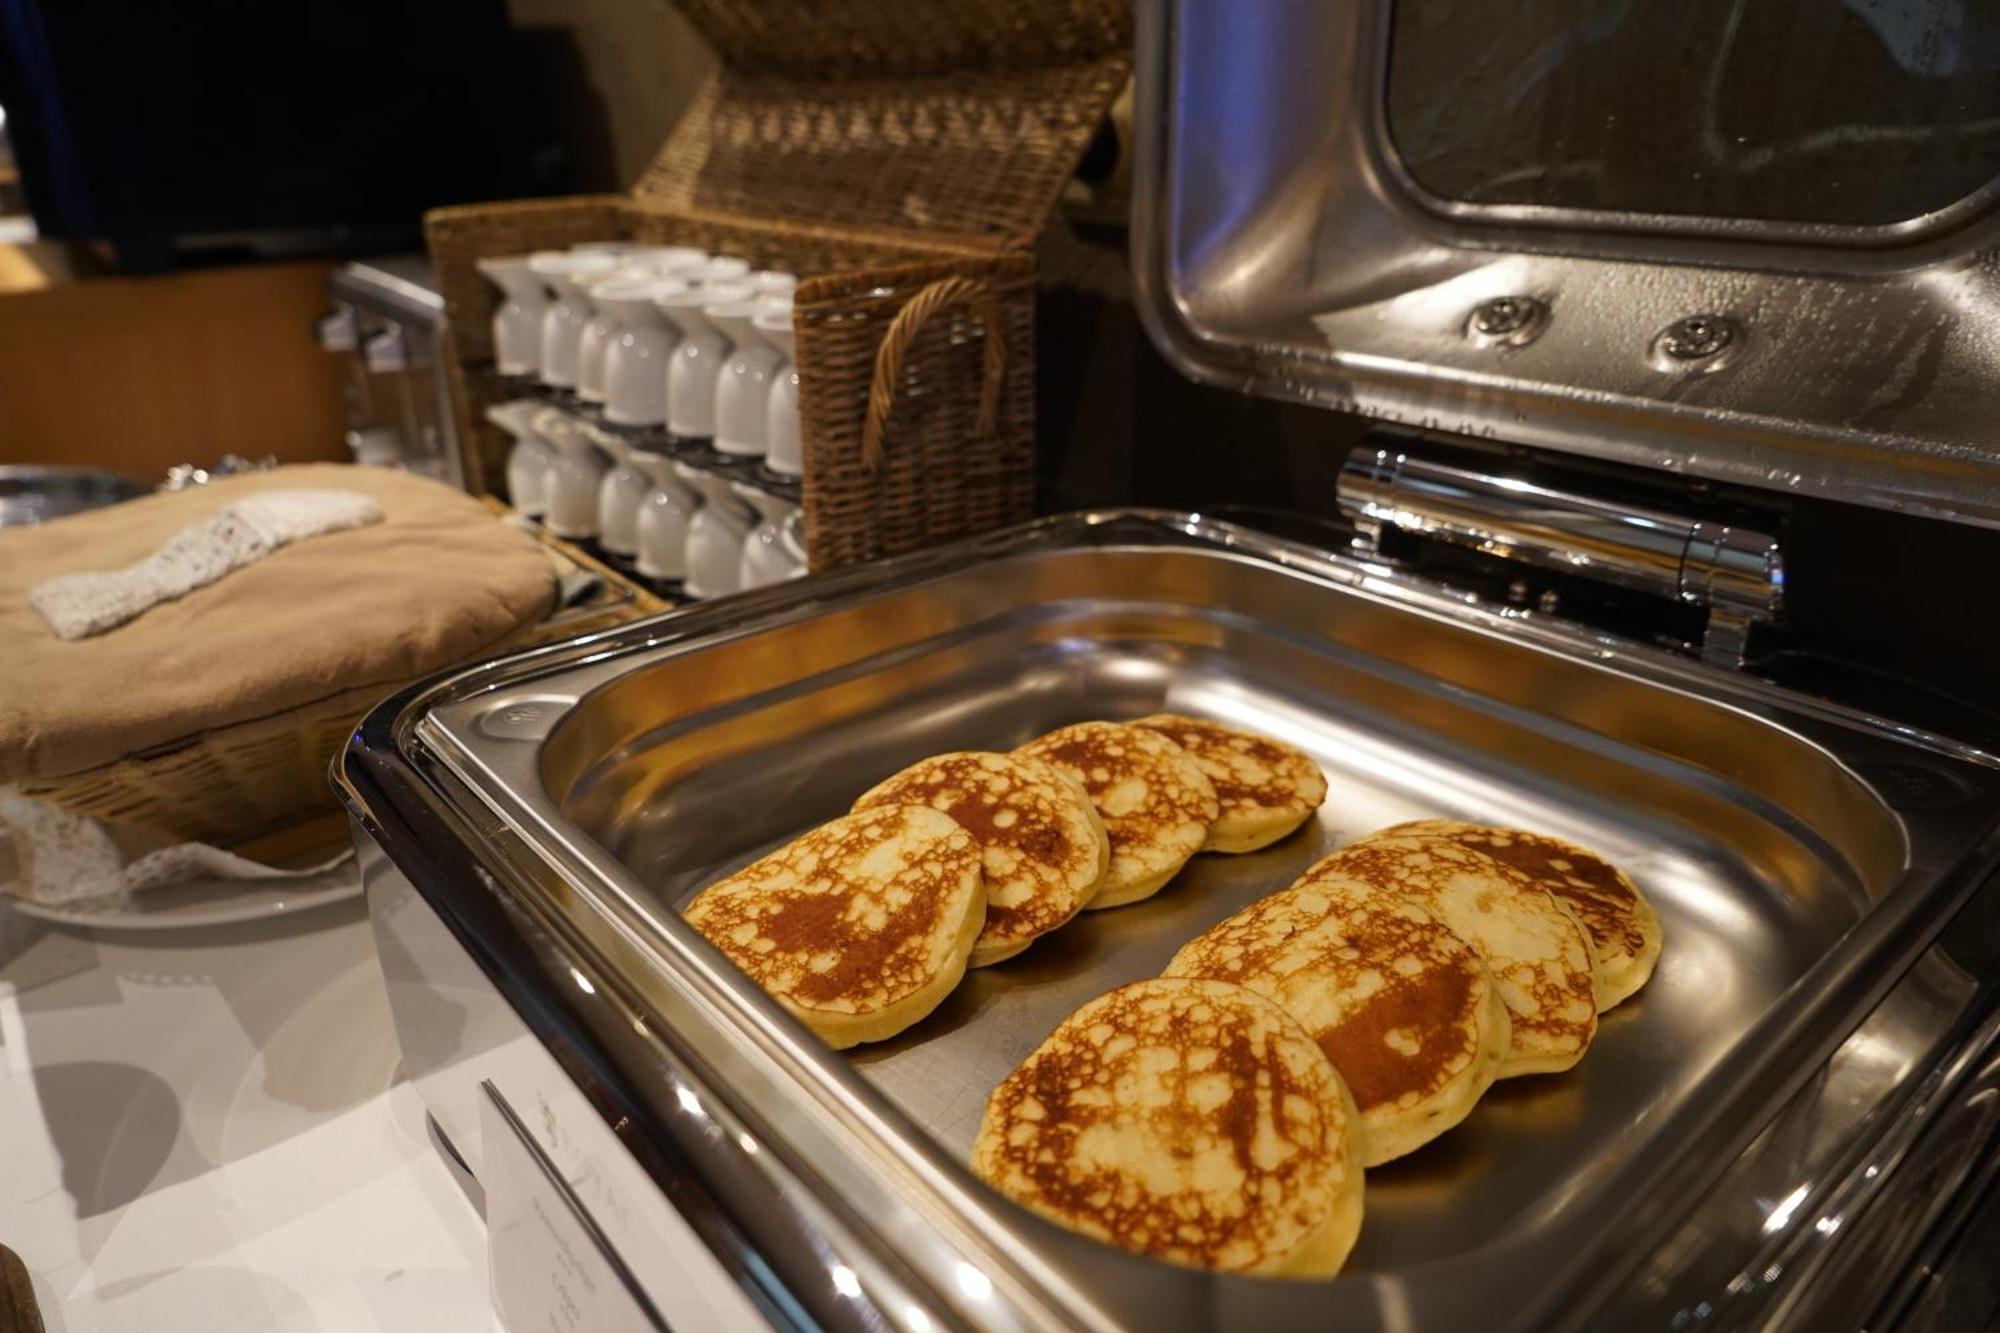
[1306,834,1597,1076]
[1165,874,1509,1165]
[1383,820,1663,1011]
[683,804,984,1049]
[1016,722,1219,908]
[972,977,1364,1277]
[853,751,1109,966]
[1133,714,1328,853]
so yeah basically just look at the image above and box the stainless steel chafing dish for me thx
[340,5,2000,1330]
[340,511,2000,1331]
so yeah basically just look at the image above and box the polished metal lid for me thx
[1131,2,2000,528]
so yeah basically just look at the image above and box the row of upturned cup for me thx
[488,401,805,599]
[477,242,802,478]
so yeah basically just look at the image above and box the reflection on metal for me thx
[0,465,148,527]
[1377,1,2000,241]
[1337,446,1782,665]
[1764,1184,1811,1235]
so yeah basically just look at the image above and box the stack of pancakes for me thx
[684,716,1328,1050]
[975,819,1662,1278]
[677,711,1663,1280]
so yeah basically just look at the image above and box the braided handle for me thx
[860,274,1007,473]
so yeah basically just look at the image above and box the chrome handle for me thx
[1337,445,1783,666]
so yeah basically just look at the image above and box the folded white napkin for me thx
[29,488,384,640]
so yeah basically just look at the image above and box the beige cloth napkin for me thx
[0,463,558,783]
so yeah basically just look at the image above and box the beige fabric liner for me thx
[1,463,557,782]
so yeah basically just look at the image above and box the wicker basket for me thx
[429,0,1129,571]
[15,512,666,848]
[10,3,1124,860]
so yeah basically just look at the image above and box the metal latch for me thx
[1337,446,1783,666]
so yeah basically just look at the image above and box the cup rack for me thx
[485,366,803,604]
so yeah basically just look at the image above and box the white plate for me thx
[5,859,362,931]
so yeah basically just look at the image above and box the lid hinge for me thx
[1337,446,1784,667]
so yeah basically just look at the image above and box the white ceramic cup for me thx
[573,264,655,403]
[677,462,754,598]
[528,251,619,388]
[752,308,801,477]
[748,269,797,297]
[537,409,610,539]
[778,509,808,574]
[487,399,550,516]
[633,450,700,582]
[574,297,614,403]
[594,278,688,427]
[707,299,784,459]
[682,255,752,286]
[591,428,650,558]
[659,280,754,442]
[735,484,804,589]
[477,256,548,376]
[629,245,709,274]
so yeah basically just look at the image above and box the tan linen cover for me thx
[0,463,557,782]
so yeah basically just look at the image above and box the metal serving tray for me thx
[349,512,2000,1332]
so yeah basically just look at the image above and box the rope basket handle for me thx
[860,274,1007,473]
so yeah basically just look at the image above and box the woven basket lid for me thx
[634,0,1131,251]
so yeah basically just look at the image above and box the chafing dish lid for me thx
[1132,2,2000,528]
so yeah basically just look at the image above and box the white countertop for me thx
[0,895,498,1332]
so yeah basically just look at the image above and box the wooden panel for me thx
[0,258,347,479]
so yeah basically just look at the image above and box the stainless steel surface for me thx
[0,464,147,526]
[1609,933,2000,1331]
[1337,444,1783,664]
[327,254,447,322]
[1465,295,1548,349]
[1129,2,2000,528]
[326,256,464,489]
[159,454,279,491]
[1373,4,2000,252]
[341,512,2000,1332]
[1651,315,1743,373]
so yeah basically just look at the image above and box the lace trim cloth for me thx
[29,488,384,640]
[0,789,350,909]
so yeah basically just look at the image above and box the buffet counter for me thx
[0,898,493,1332]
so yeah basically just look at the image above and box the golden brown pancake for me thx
[1132,714,1328,853]
[973,977,1364,1277]
[683,804,984,1049]
[853,751,1109,966]
[1165,874,1509,1164]
[1306,833,1597,1076]
[1383,820,1663,1011]
[1016,722,1219,908]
